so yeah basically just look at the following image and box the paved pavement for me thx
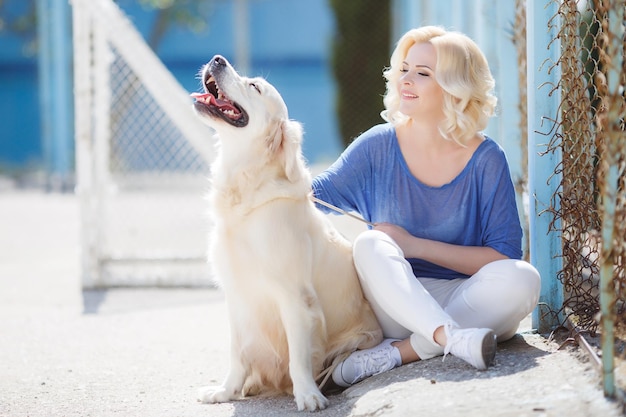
[0,191,623,416]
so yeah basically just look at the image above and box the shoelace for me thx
[442,325,472,364]
[443,329,465,357]
[350,347,397,382]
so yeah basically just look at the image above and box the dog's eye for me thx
[250,83,261,94]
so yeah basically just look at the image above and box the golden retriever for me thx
[191,55,382,411]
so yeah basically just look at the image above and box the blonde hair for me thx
[381,26,497,146]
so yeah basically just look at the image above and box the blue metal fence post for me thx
[37,0,74,191]
[527,0,564,333]
[597,0,624,399]
[37,0,52,182]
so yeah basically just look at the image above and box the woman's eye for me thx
[250,83,261,93]
[418,72,429,77]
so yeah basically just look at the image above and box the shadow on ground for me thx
[197,333,550,417]
[82,288,223,315]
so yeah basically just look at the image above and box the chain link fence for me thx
[97,45,212,285]
[108,48,210,182]
[512,0,625,395]
[544,0,625,334]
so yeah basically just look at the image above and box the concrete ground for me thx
[0,191,623,417]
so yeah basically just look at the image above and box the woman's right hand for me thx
[373,222,420,257]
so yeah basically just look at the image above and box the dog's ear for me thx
[267,119,306,182]
[282,120,307,182]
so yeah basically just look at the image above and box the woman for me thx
[312,26,541,387]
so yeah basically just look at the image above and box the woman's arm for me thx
[312,125,392,218]
[374,222,508,276]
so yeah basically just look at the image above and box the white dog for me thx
[192,55,382,411]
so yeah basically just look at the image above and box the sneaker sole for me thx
[480,330,497,370]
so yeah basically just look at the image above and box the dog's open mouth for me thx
[192,76,249,127]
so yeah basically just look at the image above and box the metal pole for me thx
[598,0,624,399]
[38,0,73,191]
[599,130,618,399]
[233,0,250,75]
[36,0,53,186]
[51,0,73,190]
[527,0,564,333]
[71,0,100,288]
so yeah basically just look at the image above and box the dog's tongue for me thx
[191,92,215,105]
[191,92,240,117]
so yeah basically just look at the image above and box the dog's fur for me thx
[192,55,382,411]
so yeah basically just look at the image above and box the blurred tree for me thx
[126,0,215,49]
[0,0,215,53]
[329,0,391,148]
[0,0,37,56]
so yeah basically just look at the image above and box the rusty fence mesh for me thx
[550,0,625,333]
[514,0,625,362]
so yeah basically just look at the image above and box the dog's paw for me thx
[294,388,329,411]
[197,385,236,404]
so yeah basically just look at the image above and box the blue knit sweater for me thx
[312,123,522,280]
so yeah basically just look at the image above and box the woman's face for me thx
[397,42,445,121]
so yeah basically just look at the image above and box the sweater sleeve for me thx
[477,144,523,260]
[311,125,388,221]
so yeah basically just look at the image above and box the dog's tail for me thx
[315,326,383,391]
[315,350,352,391]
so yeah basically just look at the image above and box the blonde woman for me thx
[312,26,541,387]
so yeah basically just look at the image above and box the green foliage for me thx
[0,0,37,56]
[329,0,391,148]
[0,0,36,34]
[118,0,215,48]
[0,0,214,53]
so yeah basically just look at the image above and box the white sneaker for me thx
[444,325,497,370]
[332,339,402,387]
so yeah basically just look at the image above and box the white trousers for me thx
[353,230,541,360]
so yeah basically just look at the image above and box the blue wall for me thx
[137,0,342,164]
[0,60,39,169]
[0,0,342,174]
[0,0,40,169]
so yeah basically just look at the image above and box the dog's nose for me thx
[212,55,227,67]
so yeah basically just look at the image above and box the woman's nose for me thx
[400,73,413,84]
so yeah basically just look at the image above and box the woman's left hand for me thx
[373,222,509,276]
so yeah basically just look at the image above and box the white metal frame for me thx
[72,0,216,288]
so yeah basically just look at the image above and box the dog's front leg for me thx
[198,328,247,403]
[279,289,329,411]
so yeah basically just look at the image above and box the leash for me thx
[310,196,374,227]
